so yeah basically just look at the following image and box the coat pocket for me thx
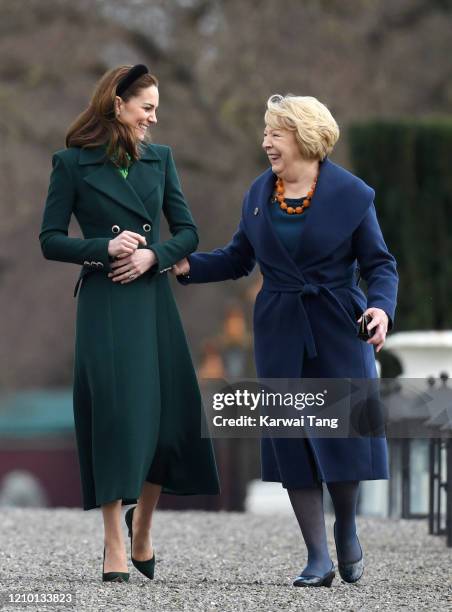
[343,290,368,330]
[330,288,365,333]
[74,268,95,298]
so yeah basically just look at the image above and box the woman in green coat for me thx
[39,64,219,582]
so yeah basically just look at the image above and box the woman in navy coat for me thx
[174,94,398,587]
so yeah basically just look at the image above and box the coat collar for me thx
[79,143,163,222]
[78,143,161,165]
[250,157,374,272]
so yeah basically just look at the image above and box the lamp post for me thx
[384,333,452,546]
[383,378,434,519]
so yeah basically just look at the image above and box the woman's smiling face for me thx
[262,125,303,176]
[115,85,159,141]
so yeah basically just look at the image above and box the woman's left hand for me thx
[108,249,157,284]
[357,307,389,353]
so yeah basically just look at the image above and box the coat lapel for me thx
[253,169,304,283]
[79,144,163,223]
[294,158,370,267]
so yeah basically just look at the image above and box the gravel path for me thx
[1,509,451,611]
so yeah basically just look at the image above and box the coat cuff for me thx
[175,254,209,284]
[81,238,112,272]
[147,246,171,277]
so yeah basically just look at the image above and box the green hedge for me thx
[349,120,452,331]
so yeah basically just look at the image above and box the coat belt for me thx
[73,262,163,297]
[261,277,356,360]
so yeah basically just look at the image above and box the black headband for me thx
[116,64,149,97]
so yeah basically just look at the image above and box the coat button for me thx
[143,223,151,232]
[111,225,120,234]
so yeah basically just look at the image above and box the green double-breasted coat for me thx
[39,142,220,510]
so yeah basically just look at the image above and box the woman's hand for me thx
[358,307,389,353]
[108,230,147,258]
[171,257,190,276]
[108,249,157,284]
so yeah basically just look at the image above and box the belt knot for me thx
[299,283,320,296]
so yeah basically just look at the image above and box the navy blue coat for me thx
[179,157,398,487]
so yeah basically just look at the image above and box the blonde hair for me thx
[265,94,340,160]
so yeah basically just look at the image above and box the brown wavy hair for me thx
[66,65,159,169]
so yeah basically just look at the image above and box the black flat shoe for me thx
[125,506,155,580]
[102,547,129,583]
[293,561,335,587]
[333,521,364,583]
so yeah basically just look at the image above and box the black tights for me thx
[288,480,361,576]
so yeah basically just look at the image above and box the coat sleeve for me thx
[177,195,256,284]
[147,147,199,275]
[352,202,398,330]
[39,152,112,269]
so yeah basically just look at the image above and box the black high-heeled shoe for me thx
[102,547,129,583]
[293,560,335,587]
[333,521,364,583]
[125,506,156,580]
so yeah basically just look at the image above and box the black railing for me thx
[385,373,451,547]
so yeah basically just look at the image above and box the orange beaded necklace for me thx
[273,173,318,215]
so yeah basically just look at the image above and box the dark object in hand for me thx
[357,313,375,341]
